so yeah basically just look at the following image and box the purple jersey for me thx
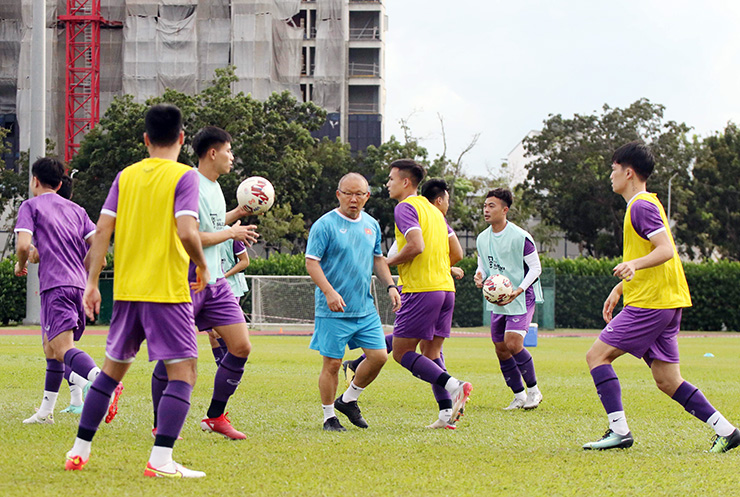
[630,199,665,240]
[15,193,96,293]
[394,201,454,236]
[101,169,199,219]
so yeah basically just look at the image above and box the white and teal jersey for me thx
[221,239,248,297]
[196,169,226,284]
[306,209,383,318]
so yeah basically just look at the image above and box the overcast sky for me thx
[383,0,740,178]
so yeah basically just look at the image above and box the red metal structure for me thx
[58,0,102,163]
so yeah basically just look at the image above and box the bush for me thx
[245,253,308,276]
[0,257,26,325]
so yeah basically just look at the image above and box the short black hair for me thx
[612,141,655,181]
[421,178,449,204]
[390,159,425,187]
[145,104,183,147]
[31,157,64,190]
[57,175,73,199]
[485,188,513,208]
[192,126,232,158]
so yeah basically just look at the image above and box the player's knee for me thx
[230,340,251,358]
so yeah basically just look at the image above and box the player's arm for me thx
[199,220,259,247]
[603,280,624,323]
[500,242,542,305]
[223,251,250,279]
[449,231,463,266]
[28,244,39,264]
[473,254,487,288]
[386,229,424,266]
[374,255,401,312]
[225,206,255,225]
[14,231,32,276]
[178,215,210,293]
[82,214,115,318]
[612,231,674,281]
[306,257,346,312]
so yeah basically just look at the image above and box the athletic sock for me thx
[70,437,92,460]
[39,359,64,416]
[431,357,452,409]
[590,364,624,414]
[671,381,717,423]
[69,371,89,388]
[154,380,192,446]
[438,408,453,424]
[513,348,538,388]
[77,372,119,441]
[443,376,466,394]
[148,446,174,468]
[207,352,247,419]
[322,404,336,422]
[706,411,736,437]
[69,383,84,406]
[607,410,630,436]
[400,351,448,386]
[341,381,364,403]
[151,361,168,428]
[349,355,365,371]
[63,348,100,383]
[499,356,525,394]
[38,390,59,417]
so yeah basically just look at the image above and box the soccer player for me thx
[473,188,544,410]
[342,177,465,428]
[150,126,258,441]
[306,173,401,431]
[385,160,472,429]
[14,158,108,425]
[64,104,211,477]
[582,141,740,452]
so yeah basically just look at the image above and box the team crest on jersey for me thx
[365,228,372,235]
[339,228,347,234]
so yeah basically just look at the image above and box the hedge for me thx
[0,257,27,325]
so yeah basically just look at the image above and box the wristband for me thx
[387,284,399,293]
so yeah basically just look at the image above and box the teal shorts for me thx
[310,313,386,359]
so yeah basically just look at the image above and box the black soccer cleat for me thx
[323,416,346,432]
[334,397,369,428]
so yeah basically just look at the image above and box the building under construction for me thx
[0,0,387,168]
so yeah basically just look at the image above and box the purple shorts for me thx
[599,306,682,366]
[191,278,246,331]
[490,301,536,343]
[40,287,86,342]
[106,301,198,362]
[393,291,455,341]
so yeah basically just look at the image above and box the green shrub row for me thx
[0,257,27,325]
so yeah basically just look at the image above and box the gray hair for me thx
[337,172,369,191]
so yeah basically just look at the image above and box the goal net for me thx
[245,275,399,332]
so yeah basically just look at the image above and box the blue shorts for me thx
[310,313,386,359]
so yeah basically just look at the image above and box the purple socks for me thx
[77,372,119,441]
[431,357,452,409]
[45,359,64,392]
[154,380,193,446]
[500,357,524,394]
[151,360,168,428]
[672,381,716,423]
[590,364,623,414]
[207,352,247,419]
[513,348,537,388]
[63,348,98,380]
[400,351,449,386]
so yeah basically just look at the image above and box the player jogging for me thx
[306,173,401,431]
[64,104,211,477]
[150,126,258,441]
[385,159,472,429]
[582,140,739,452]
[14,158,115,425]
[474,188,544,410]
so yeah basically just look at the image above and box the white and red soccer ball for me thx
[237,176,275,215]
[482,274,513,304]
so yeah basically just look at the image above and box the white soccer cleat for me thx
[523,390,543,410]
[144,461,206,478]
[503,396,525,411]
[426,418,455,430]
[449,381,472,426]
[23,411,54,424]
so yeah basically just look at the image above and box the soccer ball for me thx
[237,176,275,215]
[482,274,513,304]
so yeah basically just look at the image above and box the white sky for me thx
[383,0,740,178]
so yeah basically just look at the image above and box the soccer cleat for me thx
[449,381,472,425]
[144,461,206,478]
[582,429,634,450]
[709,428,740,453]
[342,360,356,388]
[201,412,246,440]
[334,397,368,428]
[23,411,54,424]
[523,390,543,410]
[60,404,84,415]
[323,416,346,432]
[82,381,92,401]
[151,427,183,440]
[105,382,124,423]
[426,417,456,430]
[64,452,89,471]
[503,396,526,411]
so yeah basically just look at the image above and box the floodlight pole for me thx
[24,0,47,325]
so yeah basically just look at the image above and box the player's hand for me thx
[325,289,346,313]
[14,260,28,276]
[191,265,210,294]
[451,266,464,280]
[473,271,484,288]
[28,245,40,264]
[240,204,256,216]
[497,287,522,306]
[230,220,260,246]
[83,284,101,320]
[602,288,621,323]
[389,287,401,312]
[612,261,636,281]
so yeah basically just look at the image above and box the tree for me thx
[679,123,740,260]
[522,99,694,257]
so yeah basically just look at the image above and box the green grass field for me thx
[1,332,739,496]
